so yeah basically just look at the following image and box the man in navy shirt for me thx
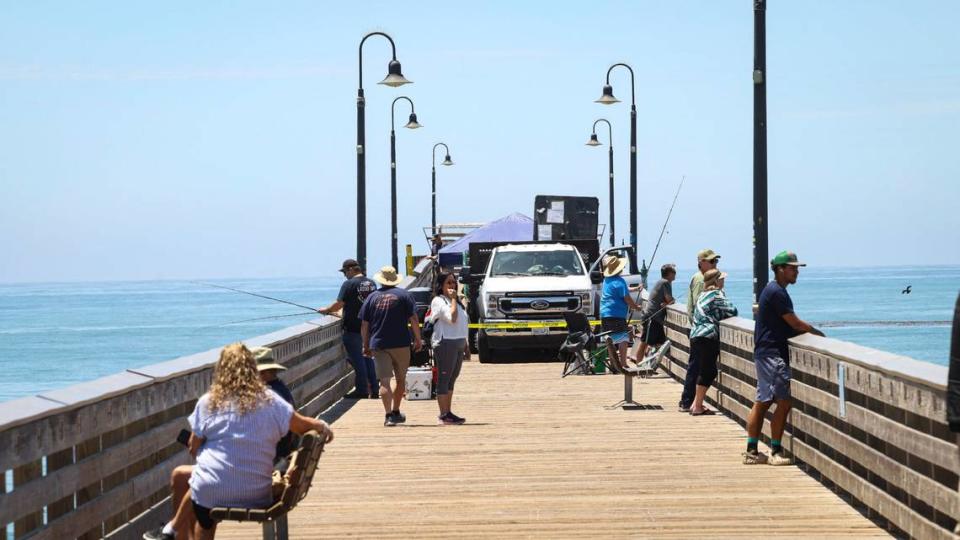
[743,251,824,466]
[360,266,423,427]
[319,259,379,399]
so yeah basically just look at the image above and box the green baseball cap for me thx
[770,251,806,267]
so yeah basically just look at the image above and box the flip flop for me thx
[689,409,716,416]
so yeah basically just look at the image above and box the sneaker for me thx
[678,403,691,413]
[742,450,768,465]
[345,390,366,399]
[384,413,397,427]
[143,528,174,540]
[447,412,466,424]
[438,413,461,425]
[768,452,793,466]
[392,410,406,424]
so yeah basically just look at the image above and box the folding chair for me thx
[558,313,618,377]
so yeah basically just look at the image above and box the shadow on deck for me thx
[218,361,890,539]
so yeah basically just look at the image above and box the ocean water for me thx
[0,266,957,403]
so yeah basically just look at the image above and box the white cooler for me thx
[405,367,433,400]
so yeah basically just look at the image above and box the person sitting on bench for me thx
[144,343,333,540]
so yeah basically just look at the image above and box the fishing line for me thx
[214,311,320,327]
[647,174,685,269]
[192,281,319,312]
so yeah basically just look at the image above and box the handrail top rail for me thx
[665,303,948,390]
[0,315,342,433]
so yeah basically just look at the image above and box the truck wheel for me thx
[477,332,493,363]
[468,328,479,354]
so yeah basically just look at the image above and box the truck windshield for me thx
[490,250,584,277]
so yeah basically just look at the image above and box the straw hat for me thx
[251,346,286,372]
[602,255,626,277]
[703,268,728,289]
[373,265,403,287]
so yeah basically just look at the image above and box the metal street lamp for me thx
[596,63,638,274]
[431,142,454,234]
[586,118,615,247]
[752,0,769,307]
[389,96,421,269]
[356,31,411,271]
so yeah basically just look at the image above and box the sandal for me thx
[689,409,716,416]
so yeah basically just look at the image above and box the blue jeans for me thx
[680,344,701,408]
[342,331,377,394]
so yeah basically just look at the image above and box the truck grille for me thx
[499,292,581,317]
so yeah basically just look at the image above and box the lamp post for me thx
[586,118,615,247]
[389,96,422,270]
[752,0,769,307]
[431,142,454,234]
[596,63,638,274]
[357,31,411,271]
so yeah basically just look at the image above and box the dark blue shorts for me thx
[755,355,791,402]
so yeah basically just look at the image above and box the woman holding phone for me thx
[428,271,471,425]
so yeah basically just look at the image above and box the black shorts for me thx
[192,500,217,530]
[642,319,666,346]
[601,317,628,334]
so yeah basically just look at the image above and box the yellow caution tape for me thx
[465,320,602,330]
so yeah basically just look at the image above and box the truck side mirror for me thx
[590,270,603,284]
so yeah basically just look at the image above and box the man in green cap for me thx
[743,251,824,466]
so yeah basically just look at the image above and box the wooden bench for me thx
[209,430,325,540]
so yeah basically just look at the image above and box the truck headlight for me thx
[579,292,592,313]
[485,294,500,317]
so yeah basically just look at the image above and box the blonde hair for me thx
[208,343,268,414]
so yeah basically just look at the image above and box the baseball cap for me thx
[338,259,360,273]
[697,249,721,261]
[770,251,806,267]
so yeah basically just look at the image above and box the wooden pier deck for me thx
[218,361,889,539]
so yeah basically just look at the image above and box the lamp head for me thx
[404,112,422,129]
[586,133,601,146]
[595,84,620,105]
[442,155,454,166]
[379,59,412,87]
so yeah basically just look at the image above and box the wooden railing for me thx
[661,304,958,539]
[0,316,351,540]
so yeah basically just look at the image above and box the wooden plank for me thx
[29,452,190,540]
[790,407,957,518]
[12,460,42,538]
[44,447,74,523]
[219,362,886,539]
[301,369,353,419]
[0,418,181,526]
[792,437,951,540]
[791,348,947,425]
[791,379,960,475]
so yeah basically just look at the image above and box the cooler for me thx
[405,367,433,400]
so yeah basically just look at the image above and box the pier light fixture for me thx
[586,118,615,246]
[356,31,411,271]
[594,62,637,273]
[389,96,422,269]
[379,59,412,87]
[595,84,620,105]
[432,142,454,233]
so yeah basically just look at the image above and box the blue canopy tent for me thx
[437,213,533,268]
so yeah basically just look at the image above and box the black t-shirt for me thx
[338,275,377,333]
[754,281,797,361]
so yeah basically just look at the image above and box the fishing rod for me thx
[647,174,685,269]
[627,175,685,325]
[192,281,319,312]
[214,311,321,327]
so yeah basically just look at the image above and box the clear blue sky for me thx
[1,1,957,282]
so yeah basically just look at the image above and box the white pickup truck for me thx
[472,242,642,362]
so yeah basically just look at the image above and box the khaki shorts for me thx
[373,347,411,381]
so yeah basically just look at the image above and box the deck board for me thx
[217,361,890,538]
